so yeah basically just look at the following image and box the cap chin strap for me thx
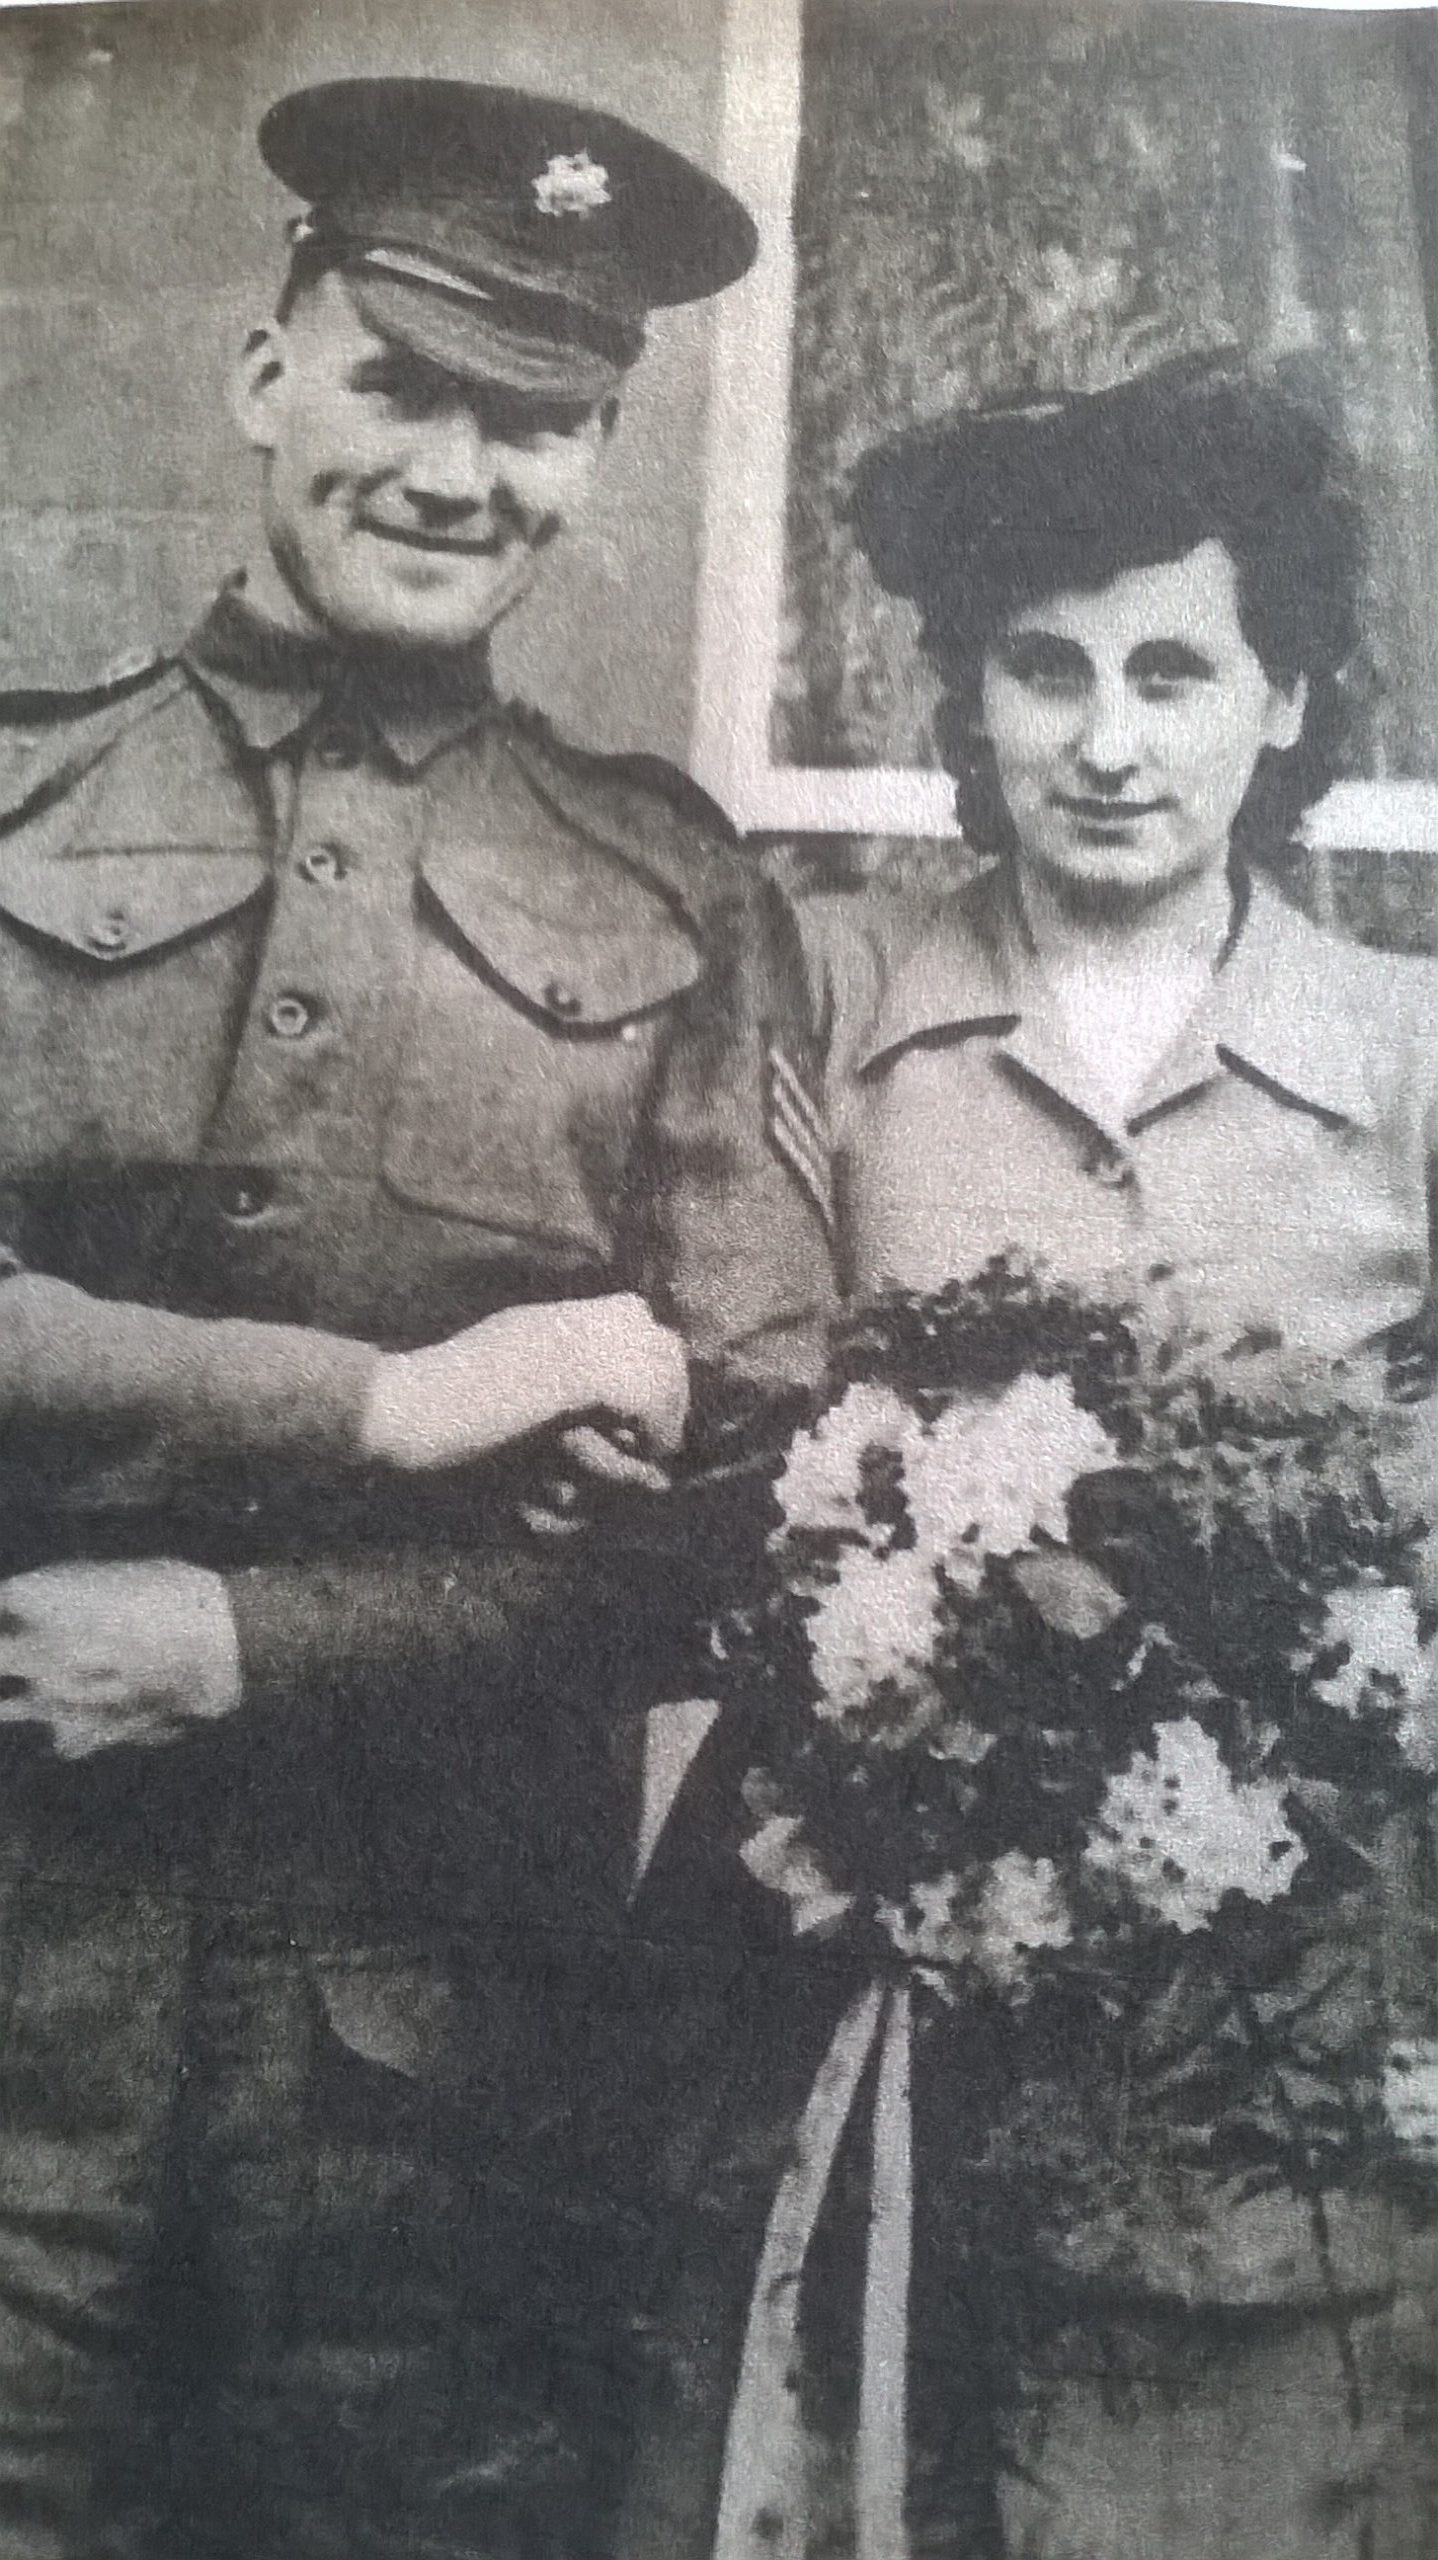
[357,245,499,306]
[342,238,644,373]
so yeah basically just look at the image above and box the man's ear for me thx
[1263,673,1308,758]
[232,322,290,456]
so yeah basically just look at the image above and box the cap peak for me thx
[258,78,758,404]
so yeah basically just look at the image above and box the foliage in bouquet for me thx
[709,1257,1438,2209]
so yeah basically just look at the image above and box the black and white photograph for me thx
[1,1,1437,2554]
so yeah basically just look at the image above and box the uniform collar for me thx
[856,860,1379,1134]
[181,578,494,768]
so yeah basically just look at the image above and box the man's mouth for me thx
[355,518,517,558]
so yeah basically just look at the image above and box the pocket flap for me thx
[419,843,702,1029]
[0,848,268,964]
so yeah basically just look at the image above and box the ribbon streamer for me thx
[859,1982,913,2560]
[713,1977,920,2560]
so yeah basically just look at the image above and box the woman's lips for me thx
[1054,793,1171,821]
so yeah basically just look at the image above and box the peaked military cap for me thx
[260,78,759,403]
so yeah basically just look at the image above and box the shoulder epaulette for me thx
[504,696,739,838]
[0,643,178,726]
[0,650,187,827]
[584,743,740,845]
[501,696,747,920]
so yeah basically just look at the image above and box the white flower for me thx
[773,1382,916,1541]
[1313,1580,1438,1767]
[878,1873,971,1972]
[878,1856,1071,1994]
[532,149,611,218]
[1384,2038,1438,2155]
[930,1711,995,1767]
[739,1815,853,1938]
[805,1545,938,1722]
[974,1852,1073,1990]
[1083,1717,1305,1932]
[906,1374,1118,1562]
[1315,1581,1425,1710]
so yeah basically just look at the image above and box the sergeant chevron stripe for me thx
[766,1040,834,1237]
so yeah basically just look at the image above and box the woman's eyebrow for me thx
[1127,638,1217,676]
[993,628,1090,663]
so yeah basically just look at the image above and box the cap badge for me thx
[532,149,611,219]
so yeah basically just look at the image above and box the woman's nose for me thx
[1074,680,1142,777]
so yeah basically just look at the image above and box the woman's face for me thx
[978,539,1306,910]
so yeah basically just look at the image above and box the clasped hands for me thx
[0,1291,689,1759]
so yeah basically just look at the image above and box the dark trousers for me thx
[0,1847,628,2560]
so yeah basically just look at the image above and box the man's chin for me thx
[322,577,519,654]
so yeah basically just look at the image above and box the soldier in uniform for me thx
[0,79,834,2560]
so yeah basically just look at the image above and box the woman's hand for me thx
[360,1292,690,1477]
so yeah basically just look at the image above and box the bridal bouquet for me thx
[708,1257,1438,2213]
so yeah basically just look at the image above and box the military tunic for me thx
[0,584,834,2559]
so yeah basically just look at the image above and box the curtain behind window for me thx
[778,0,1438,821]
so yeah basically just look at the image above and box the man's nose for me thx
[402,407,505,520]
[1074,680,1142,779]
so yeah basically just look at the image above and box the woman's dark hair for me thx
[849,358,1365,855]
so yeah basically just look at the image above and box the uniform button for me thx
[1082,1143,1136,1191]
[542,977,584,1021]
[214,1172,275,1222]
[298,843,346,885]
[619,1021,642,1046]
[312,719,363,770]
[267,992,317,1039]
[86,908,131,955]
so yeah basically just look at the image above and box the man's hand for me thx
[0,1561,242,1759]
[363,1292,691,1479]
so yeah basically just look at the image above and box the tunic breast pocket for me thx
[0,846,268,1167]
[381,845,704,1254]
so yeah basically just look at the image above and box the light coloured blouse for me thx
[802,862,1438,1366]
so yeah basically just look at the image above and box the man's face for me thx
[236,269,612,652]
[978,539,1306,911]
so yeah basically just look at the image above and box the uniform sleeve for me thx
[225,1533,665,1720]
[0,1252,380,1470]
[636,868,839,1404]
[224,867,843,1730]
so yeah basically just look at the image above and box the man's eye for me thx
[353,364,448,417]
[484,399,593,443]
[379,382,445,420]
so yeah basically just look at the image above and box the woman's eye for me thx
[994,640,1087,695]
[1132,654,1212,699]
